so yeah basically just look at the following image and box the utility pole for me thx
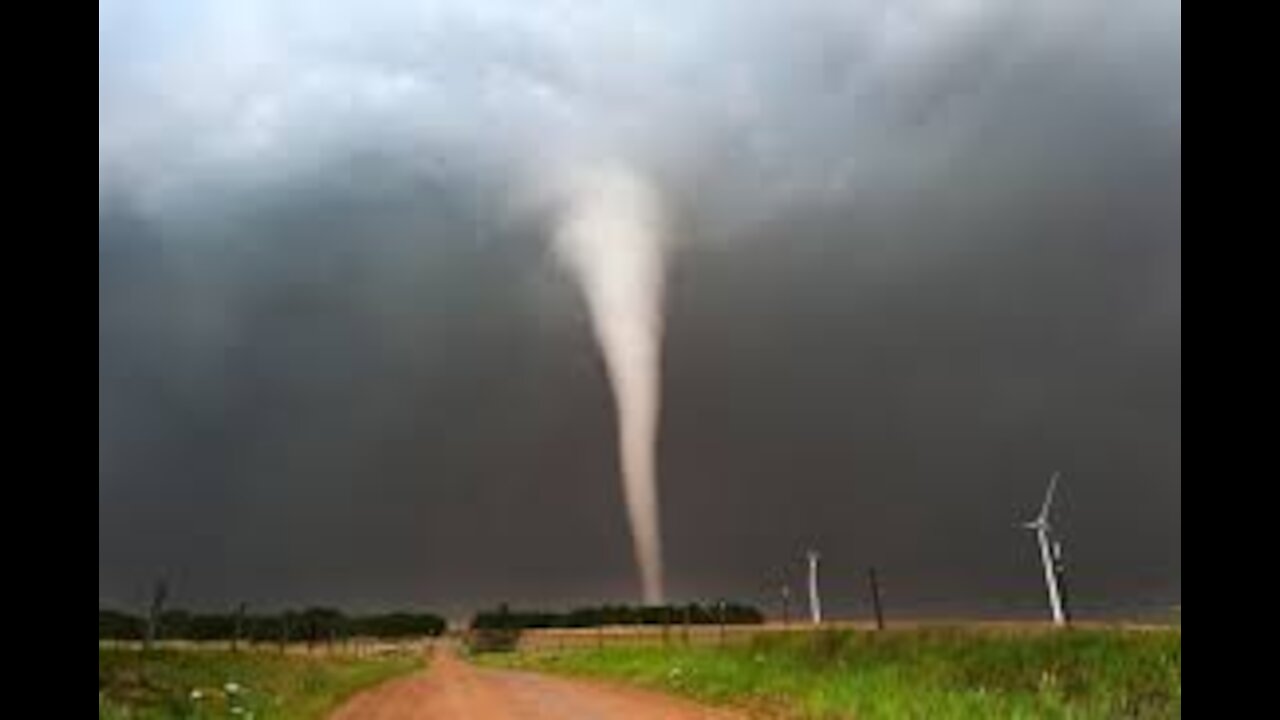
[232,602,248,652]
[717,599,727,647]
[868,568,885,631]
[144,579,168,653]
[682,604,691,646]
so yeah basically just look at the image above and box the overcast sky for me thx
[99,0,1180,618]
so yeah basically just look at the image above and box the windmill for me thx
[806,550,823,625]
[1022,472,1070,626]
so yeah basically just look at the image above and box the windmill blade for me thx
[1039,471,1061,522]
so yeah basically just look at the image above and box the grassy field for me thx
[99,648,422,719]
[483,627,1181,719]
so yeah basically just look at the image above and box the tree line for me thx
[470,602,764,630]
[99,607,447,642]
[100,601,767,642]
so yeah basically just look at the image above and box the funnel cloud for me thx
[554,163,668,603]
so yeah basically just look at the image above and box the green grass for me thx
[99,648,422,719]
[483,628,1181,719]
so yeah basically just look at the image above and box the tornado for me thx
[554,163,667,604]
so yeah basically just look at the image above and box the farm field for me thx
[99,647,422,719]
[481,626,1182,719]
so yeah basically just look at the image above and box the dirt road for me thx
[330,647,743,720]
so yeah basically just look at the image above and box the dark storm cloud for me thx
[99,0,1179,615]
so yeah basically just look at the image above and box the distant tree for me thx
[158,610,193,639]
[99,610,145,640]
[102,605,448,643]
[298,607,347,647]
[354,612,447,639]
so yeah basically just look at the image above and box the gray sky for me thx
[99,0,1180,618]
